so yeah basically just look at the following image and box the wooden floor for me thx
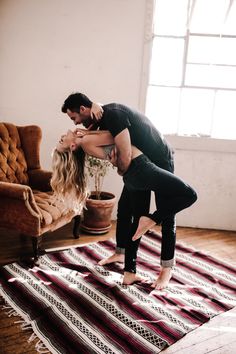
[0,222,236,354]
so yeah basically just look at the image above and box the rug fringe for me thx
[2,304,19,317]
[1,296,51,354]
[35,339,51,353]
[14,319,33,331]
[28,331,39,343]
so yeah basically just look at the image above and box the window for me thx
[146,0,236,139]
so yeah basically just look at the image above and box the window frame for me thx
[141,0,236,141]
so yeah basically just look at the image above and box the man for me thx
[61,92,180,289]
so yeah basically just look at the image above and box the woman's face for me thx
[57,130,78,152]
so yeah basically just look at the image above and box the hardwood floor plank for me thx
[0,223,236,354]
[162,308,236,353]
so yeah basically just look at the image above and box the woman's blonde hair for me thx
[51,147,89,212]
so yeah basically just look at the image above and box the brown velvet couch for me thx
[0,122,80,261]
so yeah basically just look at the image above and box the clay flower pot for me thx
[80,191,116,234]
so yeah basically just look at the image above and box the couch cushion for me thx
[0,123,28,184]
[33,190,69,226]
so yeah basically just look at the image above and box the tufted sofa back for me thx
[0,123,41,185]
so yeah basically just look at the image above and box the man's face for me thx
[67,108,93,128]
[56,130,77,152]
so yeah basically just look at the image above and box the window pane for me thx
[185,64,236,89]
[150,37,184,86]
[222,1,236,35]
[178,88,214,136]
[146,86,180,134]
[188,36,236,65]
[212,90,236,139]
[154,0,188,36]
[190,0,229,34]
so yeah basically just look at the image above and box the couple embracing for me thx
[51,92,197,290]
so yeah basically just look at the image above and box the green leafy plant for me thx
[85,156,113,200]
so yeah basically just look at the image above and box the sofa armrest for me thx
[28,169,52,192]
[0,181,40,218]
[0,181,31,200]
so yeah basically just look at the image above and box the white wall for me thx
[164,136,236,231]
[0,0,146,166]
[0,0,235,230]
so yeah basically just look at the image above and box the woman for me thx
[51,129,197,288]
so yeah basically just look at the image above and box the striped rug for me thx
[0,231,236,354]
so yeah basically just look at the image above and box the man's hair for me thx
[61,93,92,113]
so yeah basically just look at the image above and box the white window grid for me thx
[146,0,236,140]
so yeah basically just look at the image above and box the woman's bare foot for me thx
[132,216,156,241]
[123,272,143,285]
[98,253,124,266]
[151,267,172,290]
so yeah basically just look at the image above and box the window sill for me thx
[164,134,236,154]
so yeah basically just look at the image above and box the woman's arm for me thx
[82,131,114,146]
[74,128,110,136]
[80,132,115,160]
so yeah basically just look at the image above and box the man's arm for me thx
[113,128,132,175]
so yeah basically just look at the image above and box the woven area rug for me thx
[0,231,236,354]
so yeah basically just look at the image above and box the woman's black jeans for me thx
[122,154,197,273]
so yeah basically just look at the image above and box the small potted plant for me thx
[80,156,116,234]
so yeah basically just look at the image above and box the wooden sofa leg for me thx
[31,236,43,262]
[73,215,81,239]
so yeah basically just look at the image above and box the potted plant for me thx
[80,156,116,234]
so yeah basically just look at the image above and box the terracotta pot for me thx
[80,191,116,234]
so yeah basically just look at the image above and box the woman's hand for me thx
[91,102,103,120]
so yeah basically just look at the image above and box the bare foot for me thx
[98,253,124,266]
[132,216,156,241]
[123,272,143,285]
[151,267,172,290]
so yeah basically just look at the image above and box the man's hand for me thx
[91,102,103,120]
[74,128,88,137]
[108,147,118,167]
